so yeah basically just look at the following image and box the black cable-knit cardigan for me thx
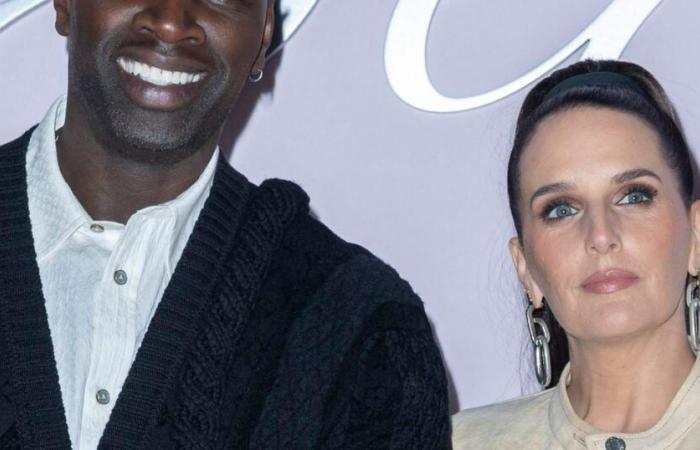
[0,129,451,449]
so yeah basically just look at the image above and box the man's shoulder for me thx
[279,211,422,310]
[235,176,425,329]
[0,127,36,154]
[231,175,364,284]
[212,172,426,328]
[280,211,366,272]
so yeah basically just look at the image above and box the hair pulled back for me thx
[507,60,694,385]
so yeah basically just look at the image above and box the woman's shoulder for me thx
[451,388,555,449]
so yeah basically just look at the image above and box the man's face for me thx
[54,0,273,162]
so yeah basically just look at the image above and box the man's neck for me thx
[56,107,218,224]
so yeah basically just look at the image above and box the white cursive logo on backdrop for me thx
[385,0,664,113]
[0,0,318,54]
[1,0,666,113]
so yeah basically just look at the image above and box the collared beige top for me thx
[452,358,700,449]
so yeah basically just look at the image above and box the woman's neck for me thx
[566,308,695,433]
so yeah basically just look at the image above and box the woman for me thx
[452,59,700,449]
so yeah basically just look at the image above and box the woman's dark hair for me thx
[507,60,694,386]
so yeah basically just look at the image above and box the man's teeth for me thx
[116,57,204,86]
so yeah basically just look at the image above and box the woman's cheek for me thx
[626,204,688,273]
[528,227,581,300]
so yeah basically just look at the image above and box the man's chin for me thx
[99,115,212,165]
[76,72,226,164]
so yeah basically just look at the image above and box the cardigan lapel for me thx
[160,176,311,448]
[99,157,252,448]
[0,128,72,449]
[99,158,309,448]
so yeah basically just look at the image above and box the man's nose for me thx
[132,0,206,46]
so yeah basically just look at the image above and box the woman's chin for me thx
[573,301,661,343]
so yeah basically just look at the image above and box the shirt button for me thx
[90,224,104,233]
[605,437,626,450]
[96,389,110,405]
[113,270,128,285]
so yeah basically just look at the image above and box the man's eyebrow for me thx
[612,168,662,184]
[529,182,575,208]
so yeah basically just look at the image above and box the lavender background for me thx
[2,0,700,413]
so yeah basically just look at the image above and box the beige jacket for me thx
[452,359,700,449]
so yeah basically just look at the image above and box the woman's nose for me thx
[584,207,622,255]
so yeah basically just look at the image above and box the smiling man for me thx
[0,0,449,449]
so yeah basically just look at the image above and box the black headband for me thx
[543,71,651,103]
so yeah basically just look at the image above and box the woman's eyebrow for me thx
[529,182,575,208]
[528,169,663,208]
[612,168,662,184]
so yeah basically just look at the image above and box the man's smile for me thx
[114,54,211,111]
[117,57,206,86]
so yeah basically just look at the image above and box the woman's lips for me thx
[581,269,639,294]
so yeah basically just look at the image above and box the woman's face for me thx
[510,106,700,342]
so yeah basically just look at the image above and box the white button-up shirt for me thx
[26,96,219,449]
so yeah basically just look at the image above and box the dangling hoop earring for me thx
[686,275,700,353]
[249,69,264,83]
[527,304,552,388]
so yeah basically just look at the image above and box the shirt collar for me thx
[27,95,219,265]
[550,357,700,448]
[28,96,89,259]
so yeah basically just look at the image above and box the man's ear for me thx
[250,0,275,78]
[508,237,545,308]
[54,0,71,37]
[687,201,700,277]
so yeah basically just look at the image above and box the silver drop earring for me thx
[527,304,552,388]
[686,275,700,353]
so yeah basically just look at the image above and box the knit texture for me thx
[0,129,451,449]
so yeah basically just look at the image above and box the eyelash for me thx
[540,198,577,223]
[539,183,658,223]
[620,183,658,204]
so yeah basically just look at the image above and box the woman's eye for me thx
[544,204,579,221]
[618,190,651,205]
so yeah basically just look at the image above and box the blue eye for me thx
[618,189,653,205]
[544,203,579,221]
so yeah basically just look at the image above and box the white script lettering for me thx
[384,0,663,113]
[2,0,664,114]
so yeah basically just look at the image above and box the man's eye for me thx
[544,203,579,221]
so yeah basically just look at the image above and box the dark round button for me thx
[605,437,626,450]
[96,389,111,405]
[113,270,128,285]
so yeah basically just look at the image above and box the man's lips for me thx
[115,56,209,111]
[581,269,639,294]
[117,57,206,86]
